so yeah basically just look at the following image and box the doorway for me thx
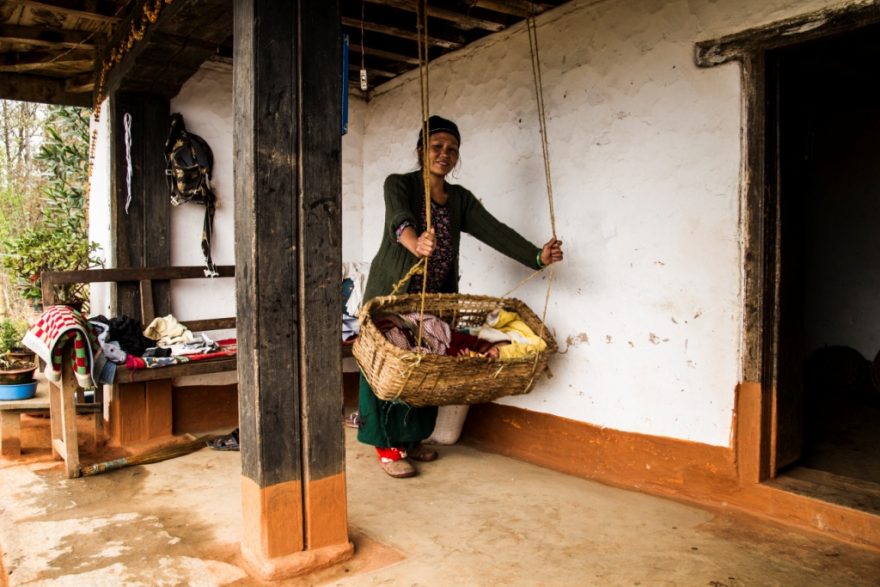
[767,24,880,498]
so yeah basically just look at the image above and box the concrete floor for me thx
[1,422,880,586]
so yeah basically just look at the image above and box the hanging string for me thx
[527,7,557,240]
[124,112,133,214]
[414,0,432,356]
[359,0,368,91]
[526,4,556,355]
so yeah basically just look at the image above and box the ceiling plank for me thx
[341,16,462,49]
[102,0,234,100]
[364,0,505,32]
[7,0,122,25]
[473,0,553,18]
[65,72,94,93]
[0,57,92,72]
[349,44,419,66]
[0,23,102,49]
[0,72,91,106]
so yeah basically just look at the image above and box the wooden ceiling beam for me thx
[0,57,92,73]
[0,72,91,106]
[0,24,102,50]
[349,44,419,66]
[473,0,553,18]
[7,1,121,25]
[364,0,505,32]
[102,0,234,99]
[64,72,94,93]
[341,16,462,49]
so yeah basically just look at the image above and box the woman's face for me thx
[420,132,460,177]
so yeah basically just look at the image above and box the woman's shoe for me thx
[407,443,438,462]
[379,458,417,478]
[376,447,417,478]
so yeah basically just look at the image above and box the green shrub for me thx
[0,318,26,354]
[0,105,102,307]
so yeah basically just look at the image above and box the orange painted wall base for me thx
[462,393,880,551]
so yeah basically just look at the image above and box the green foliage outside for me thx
[1,105,102,308]
[0,317,26,354]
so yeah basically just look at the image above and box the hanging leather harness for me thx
[164,113,218,277]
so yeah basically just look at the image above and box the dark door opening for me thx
[770,24,880,492]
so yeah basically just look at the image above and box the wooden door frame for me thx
[696,3,880,484]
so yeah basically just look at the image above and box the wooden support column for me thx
[234,0,350,580]
[109,92,171,318]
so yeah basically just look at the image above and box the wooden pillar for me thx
[109,92,171,317]
[234,0,350,580]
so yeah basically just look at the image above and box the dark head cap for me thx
[417,115,461,147]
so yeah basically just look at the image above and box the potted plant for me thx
[0,319,37,394]
[0,318,34,363]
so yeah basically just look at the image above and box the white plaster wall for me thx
[360,0,852,446]
[169,61,236,322]
[343,96,367,262]
[88,99,112,317]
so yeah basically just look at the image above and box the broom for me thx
[78,433,223,477]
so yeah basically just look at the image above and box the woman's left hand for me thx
[540,238,564,266]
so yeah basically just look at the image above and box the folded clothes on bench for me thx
[122,338,237,373]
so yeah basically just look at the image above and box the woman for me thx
[358,115,564,478]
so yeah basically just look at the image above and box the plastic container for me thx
[0,380,37,401]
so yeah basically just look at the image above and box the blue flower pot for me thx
[0,381,37,401]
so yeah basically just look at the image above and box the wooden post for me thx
[109,92,171,318]
[234,0,350,580]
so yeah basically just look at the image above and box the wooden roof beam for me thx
[349,44,419,66]
[0,72,91,106]
[64,72,94,93]
[0,56,92,73]
[7,1,122,25]
[341,16,463,49]
[0,24,102,50]
[364,0,505,32]
[473,0,553,18]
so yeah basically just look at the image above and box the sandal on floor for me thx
[344,411,361,429]
[406,443,438,462]
[208,429,240,451]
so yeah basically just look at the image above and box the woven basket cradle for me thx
[353,293,557,407]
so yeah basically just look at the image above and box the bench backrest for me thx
[40,266,235,331]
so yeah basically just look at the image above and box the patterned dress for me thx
[406,198,454,293]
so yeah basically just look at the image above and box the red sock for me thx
[375,447,407,462]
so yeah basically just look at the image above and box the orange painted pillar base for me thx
[240,475,353,581]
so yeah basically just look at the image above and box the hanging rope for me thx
[359,0,368,91]
[526,5,556,351]
[527,6,557,240]
[413,0,432,356]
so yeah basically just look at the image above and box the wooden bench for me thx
[40,265,236,478]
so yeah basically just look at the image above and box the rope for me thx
[526,5,556,351]
[414,0,432,356]
[527,8,557,239]
[123,112,133,214]
[359,0,368,91]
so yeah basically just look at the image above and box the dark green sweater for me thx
[363,170,542,302]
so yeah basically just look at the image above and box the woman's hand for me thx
[398,226,436,258]
[540,238,564,266]
[415,228,436,258]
